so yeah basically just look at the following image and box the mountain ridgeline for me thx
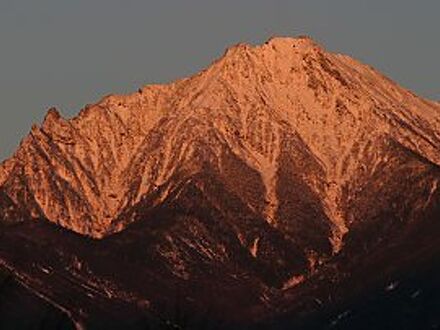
[0,36,439,329]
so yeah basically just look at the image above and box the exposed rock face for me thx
[1,37,438,246]
[0,36,439,328]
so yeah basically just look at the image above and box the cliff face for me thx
[0,36,439,328]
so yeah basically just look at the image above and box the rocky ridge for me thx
[0,36,440,329]
[0,36,439,252]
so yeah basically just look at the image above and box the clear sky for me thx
[1,0,439,160]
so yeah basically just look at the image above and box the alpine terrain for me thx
[0,36,439,329]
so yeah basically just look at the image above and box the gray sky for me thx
[1,0,439,161]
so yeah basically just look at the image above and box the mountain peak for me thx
[0,36,439,247]
[264,35,321,49]
[0,36,439,329]
[222,35,322,60]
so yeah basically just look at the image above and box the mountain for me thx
[0,36,439,329]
